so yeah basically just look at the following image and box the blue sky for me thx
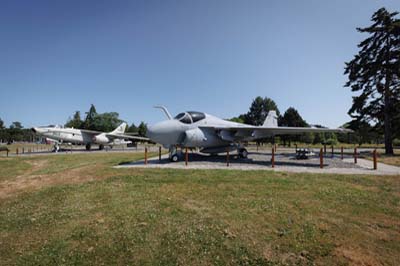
[0,0,399,128]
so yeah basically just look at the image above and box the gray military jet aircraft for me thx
[32,123,148,151]
[147,106,352,161]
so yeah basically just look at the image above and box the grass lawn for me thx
[0,153,399,265]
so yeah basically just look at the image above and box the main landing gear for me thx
[85,144,91,151]
[52,144,60,153]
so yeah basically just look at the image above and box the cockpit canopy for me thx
[174,111,206,124]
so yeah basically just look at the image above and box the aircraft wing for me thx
[79,129,104,135]
[199,125,352,141]
[105,133,149,141]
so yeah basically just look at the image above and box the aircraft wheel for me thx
[99,144,104,150]
[170,154,179,162]
[85,144,91,151]
[239,148,248,158]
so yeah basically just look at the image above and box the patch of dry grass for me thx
[0,153,399,265]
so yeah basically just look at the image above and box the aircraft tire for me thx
[85,144,91,151]
[99,144,104,150]
[239,148,248,158]
[170,154,179,162]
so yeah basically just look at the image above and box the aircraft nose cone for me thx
[146,120,183,145]
[146,124,160,141]
[146,128,153,140]
[31,127,37,133]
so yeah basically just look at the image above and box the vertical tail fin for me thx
[263,111,278,127]
[111,123,127,134]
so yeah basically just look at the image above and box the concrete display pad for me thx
[116,151,400,175]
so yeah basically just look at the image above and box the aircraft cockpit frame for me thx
[174,111,206,124]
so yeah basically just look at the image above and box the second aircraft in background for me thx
[32,123,148,151]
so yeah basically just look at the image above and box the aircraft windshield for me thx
[174,111,206,124]
[188,111,205,122]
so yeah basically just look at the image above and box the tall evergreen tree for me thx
[127,123,138,133]
[138,122,147,137]
[344,8,400,154]
[83,104,98,130]
[65,111,83,128]
[244,97,280,125]
[280,107,308,127]
[280,107,308,146]
[0,118,4,129]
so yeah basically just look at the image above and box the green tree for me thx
[313,133,324,145]
[65,111,83,128]
[228,116,245,123]
[83,104,98,130]
[138,122,147,137]
[280,107,308,146]
[280,107,308,127]
[244,97,280,125]
[0,118,5,143]
[10,121,22,129]
[347,120,381,146]
[344,8,400,154]
[8,122,23,142]
[127,123,138,133]
[92,112,123,132]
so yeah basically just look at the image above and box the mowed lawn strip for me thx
[0,153,399,265]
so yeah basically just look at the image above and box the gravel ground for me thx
[116,151,400,175]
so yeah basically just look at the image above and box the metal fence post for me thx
[271,148,275,168]
[320,148,323,169]
[185,147,188,166]
[354,147,357,164]
[144,147,148,165]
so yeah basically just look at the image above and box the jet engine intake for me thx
[93,134,110,144]
[182,128,207,147]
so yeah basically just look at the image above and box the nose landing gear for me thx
[238,148,248,158]
[169,146,182,162]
